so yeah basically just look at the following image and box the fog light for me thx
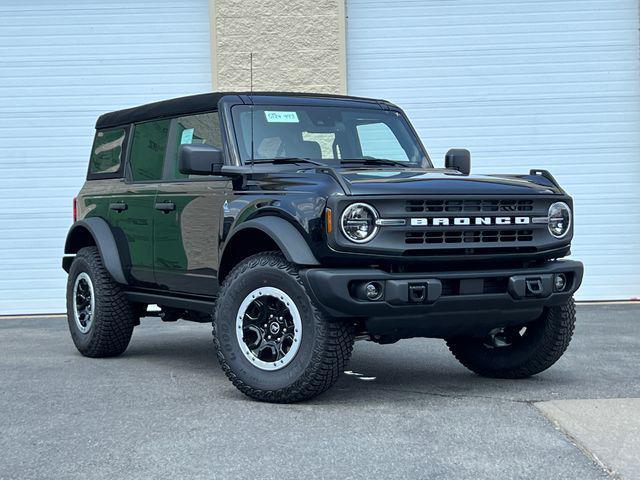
[554,273,567,292]
[365,282,383,301]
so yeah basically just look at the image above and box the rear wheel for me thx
[213,252,355,403]
[66,246,137,357]
[446,298,576,378]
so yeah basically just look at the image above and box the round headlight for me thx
[340,203,379,243]
[548,202,571,238]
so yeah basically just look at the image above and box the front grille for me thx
[405,199,534,213]
[405,229,534,245]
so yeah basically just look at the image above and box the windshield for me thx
[230,105,429,167]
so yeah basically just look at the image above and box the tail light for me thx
[73,197,78,222]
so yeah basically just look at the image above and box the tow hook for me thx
[507,274,554,299]
[525,278,544,296]
[408,284,427,303]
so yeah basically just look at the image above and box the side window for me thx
[167,111,223,180]
[356,122,409,161]
[89,128,126,176]
[129,119,170,182]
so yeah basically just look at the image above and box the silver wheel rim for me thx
[73,272,95,334]
[236,287,302,371]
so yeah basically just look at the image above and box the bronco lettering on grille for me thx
[410,217,531,226]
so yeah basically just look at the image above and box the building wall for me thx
[210,0,346,93]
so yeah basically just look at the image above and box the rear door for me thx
[108,119,169,287]
[153,111,231,296]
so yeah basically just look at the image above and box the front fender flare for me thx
[63,217,128,285]
[227,216,320,266]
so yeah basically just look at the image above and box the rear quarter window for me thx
[89,128,127,177]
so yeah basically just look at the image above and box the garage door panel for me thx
[0,0,212,314]
[347,0,640,300]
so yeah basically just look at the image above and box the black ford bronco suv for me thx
[63,92,583,403]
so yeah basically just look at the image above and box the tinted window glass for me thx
[167,112,222,179]
[301,132,338,158]
[129,119,170,181]
[357,122,409,161]
[231,106,426,166]
[89,128,126,175]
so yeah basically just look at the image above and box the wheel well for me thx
[218,228,280,283]
[65,225,96,253]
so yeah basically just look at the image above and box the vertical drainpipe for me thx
[338,0,348,95]
[208,0,218,90]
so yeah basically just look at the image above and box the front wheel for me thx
[213,252,355,403]
[446,298,576,378]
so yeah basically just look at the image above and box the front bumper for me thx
[300,259,583,337]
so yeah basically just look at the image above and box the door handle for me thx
[109,202,127,212]
[154,201,176,212]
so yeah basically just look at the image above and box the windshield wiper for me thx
[247,157,326,167]
[340,158,408,167]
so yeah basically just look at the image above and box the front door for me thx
[153,110,230,296]
[154,179,229,295]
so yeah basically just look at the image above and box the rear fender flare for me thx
[63,217,128,285]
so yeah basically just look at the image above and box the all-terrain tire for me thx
[213,252,355,403]
[66,246,137,357]
[446,298,576,379]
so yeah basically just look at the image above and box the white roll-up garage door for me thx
[0,1,212,314]
[347,0,640,300]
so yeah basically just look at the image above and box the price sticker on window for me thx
[264,111,299,123]
[180,128,194,144]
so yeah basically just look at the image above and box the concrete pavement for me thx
[0,304,638,479]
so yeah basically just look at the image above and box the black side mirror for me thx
[445,148,471,175]
[179,144,224,175]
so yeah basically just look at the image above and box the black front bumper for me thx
[301,260,583,338]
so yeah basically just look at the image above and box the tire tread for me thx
[447,299,576,379]
[212,252,355,403]
[67,246,135,357]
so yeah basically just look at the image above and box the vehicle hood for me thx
[334,168,562,196]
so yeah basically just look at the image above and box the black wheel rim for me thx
[73,272,95,333]
[236,287,302,371]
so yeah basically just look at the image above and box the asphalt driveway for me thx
[1,304,638,480]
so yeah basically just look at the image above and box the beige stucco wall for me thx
[209,0,346,94]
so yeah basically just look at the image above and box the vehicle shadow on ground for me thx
[120,321,623,405]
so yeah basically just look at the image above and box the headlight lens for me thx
[340,203,379,243]
[548,202,571,238]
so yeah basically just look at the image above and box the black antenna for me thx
[250,52,254,162]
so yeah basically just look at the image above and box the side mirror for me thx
[179,144,224,175]
[445,148,471,175]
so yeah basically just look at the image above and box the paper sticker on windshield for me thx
[180,128,194,144]
[264,111,299,123]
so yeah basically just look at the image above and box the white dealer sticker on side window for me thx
[180,128,194,144]
[264,111,299,123]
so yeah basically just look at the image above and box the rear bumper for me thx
[300,260,583,336]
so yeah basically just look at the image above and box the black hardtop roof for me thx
[95,91,392,129]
